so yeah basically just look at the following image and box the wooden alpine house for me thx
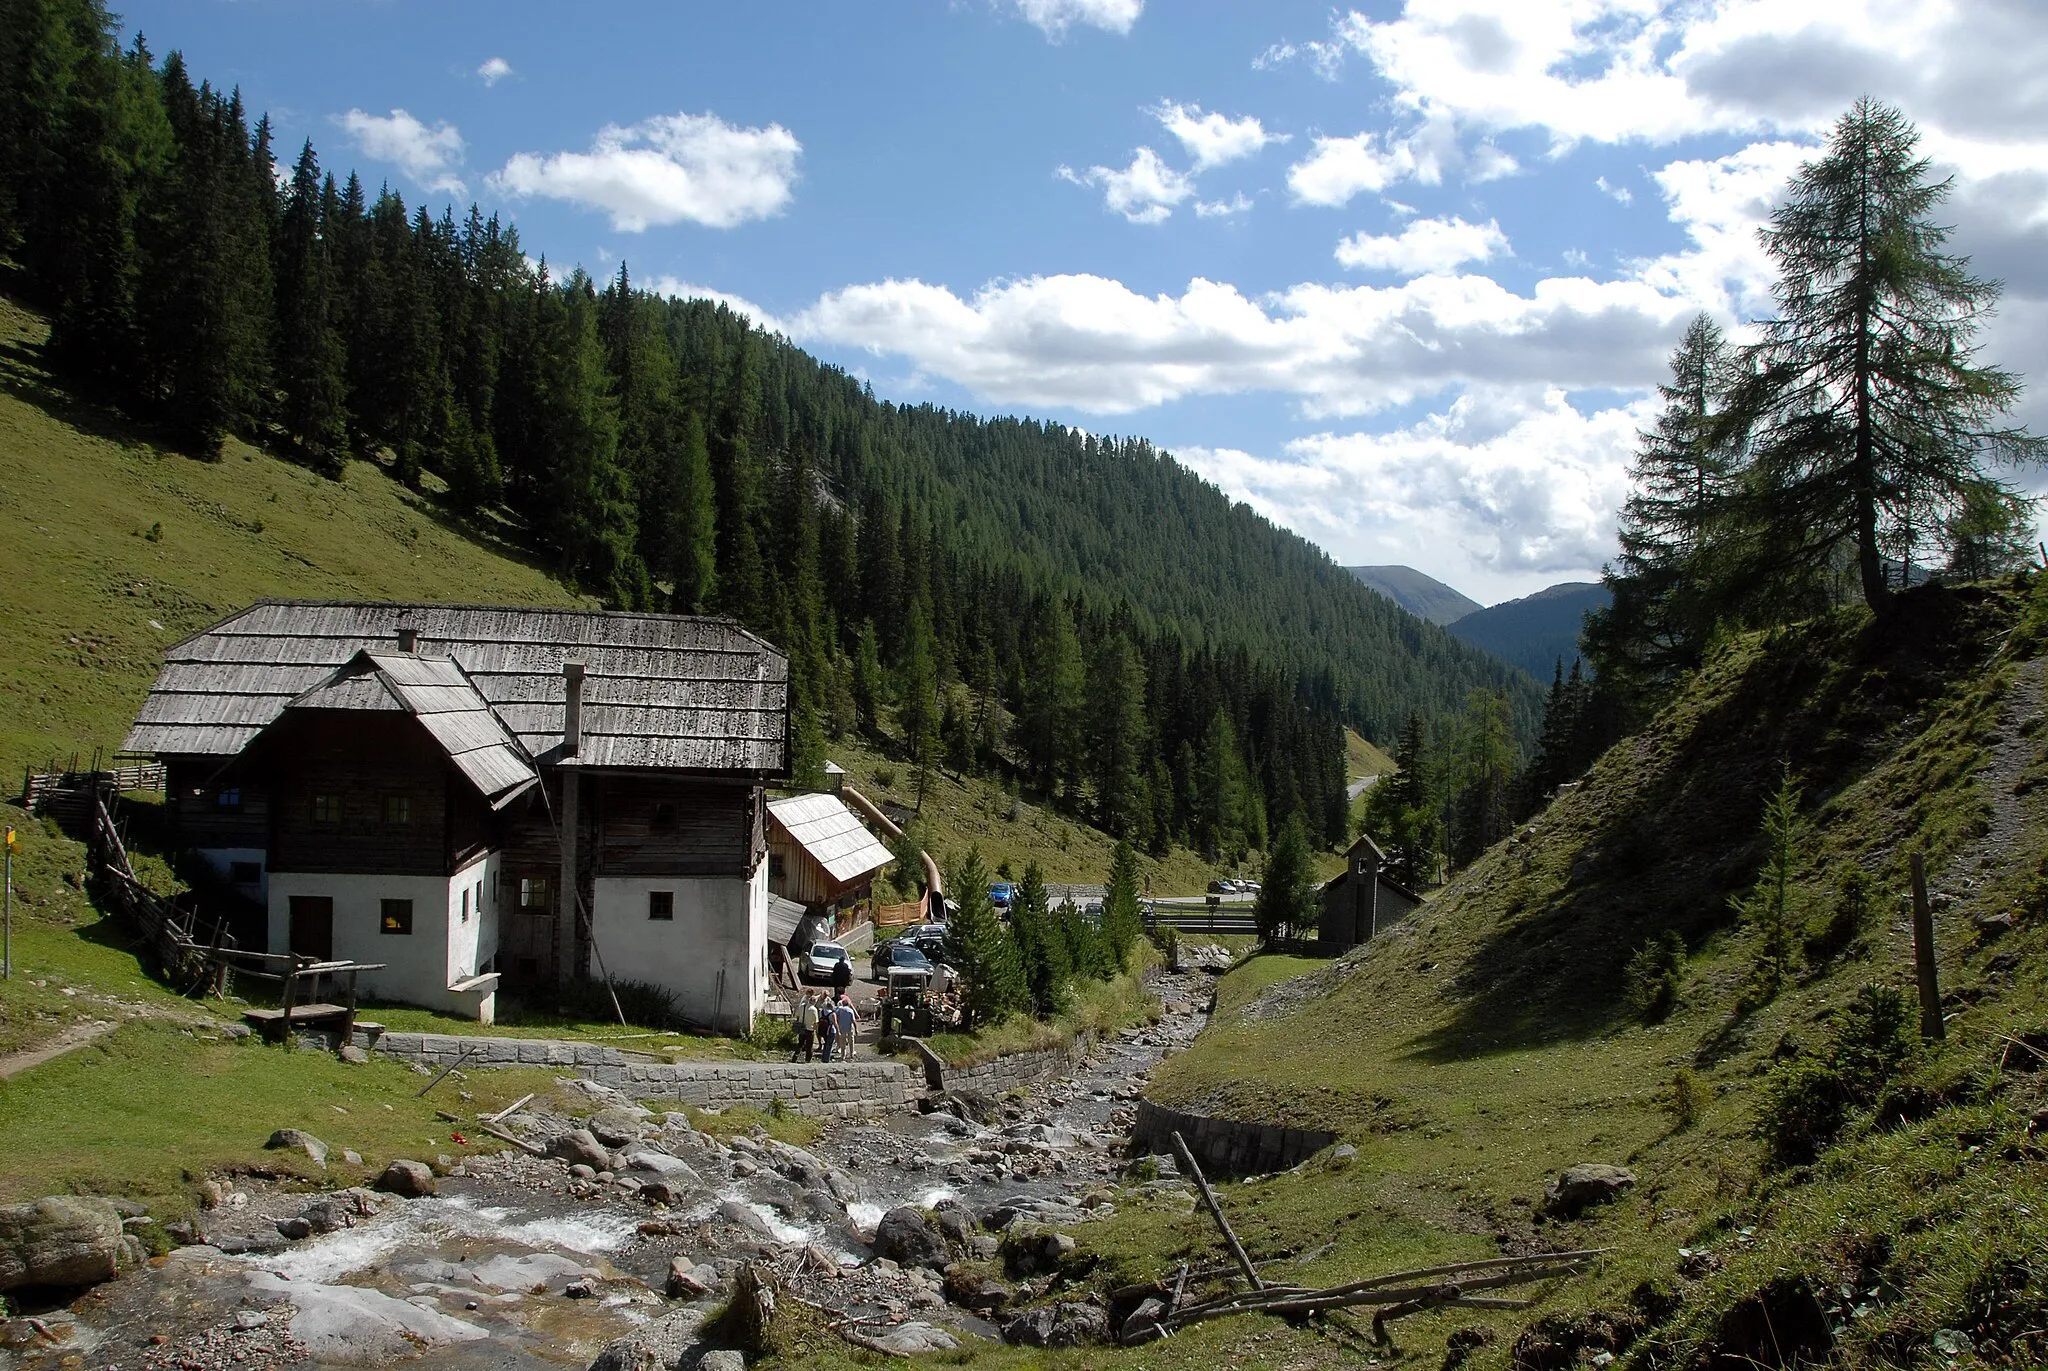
[123,601,790,1030]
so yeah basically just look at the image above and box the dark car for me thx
[905,932,950,964]
[870,940,932,982]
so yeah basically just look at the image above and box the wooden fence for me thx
[87,792,225,990]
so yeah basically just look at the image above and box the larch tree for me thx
[273,139,348,472]
[1748,98,2043,610]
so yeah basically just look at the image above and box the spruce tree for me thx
[944,849,1027,1030]
[1100,838,1143,971]
[1011,861,1072,1017]
[1254,813,1319,940]
[851,620,886,737]
[1086,632,1150,838]
[272,139,348,473]
[1748,99,2044,610]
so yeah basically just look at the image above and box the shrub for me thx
[1757,983,1918,1165]
[1732,767,1806,1001]
[1806,864,1875,963]
[872,765,898,791]
[1667,1068,1703,1131]
[1625,930,1687,1022]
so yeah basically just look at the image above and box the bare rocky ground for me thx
[1,962,1224,1370]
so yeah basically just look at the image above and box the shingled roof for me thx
[125,601,789,777]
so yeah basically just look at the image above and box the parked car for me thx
[989,882,1017,910]
[1207,879,1230,894]
[871,940,932,982]
[1239,880,1261,894]
[802,941,850,984]
[905,932,951,963]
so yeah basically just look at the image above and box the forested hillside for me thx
[0,0,1539,860]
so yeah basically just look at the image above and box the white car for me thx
[803,941,850,984]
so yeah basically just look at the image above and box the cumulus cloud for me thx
[1335,216,1510,275]
[335,108,466,196]
[1012,0,1142,39]
[792,270,1690,417]
[1057,147,1193,224]
[476,56,513,86]
[1286,116,1480,204]
[492,112,800,231]
[1150,101,1285,170]
[1179,388,1646,587]
[1253,39,1346,80]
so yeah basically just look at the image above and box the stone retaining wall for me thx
[1131,1099,1336,1177]
[369,1032,917,1118]
[943,1039,1086,1096]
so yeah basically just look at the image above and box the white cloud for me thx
[1179,388,1646,590]
[1335,216,1510,275]
[1595,175,1632,205]
[1195,193,1254,218]
[335,108,466,196]
[1057,147,1193,224]
[1285,116,1474,203]
[1632,140,1807,321]
[792,269,1691,417]
[1150,101,1285,171]
[492,112,800,231]
[1012,0,1142,39]
[476,57,513,86]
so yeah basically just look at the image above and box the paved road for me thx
[1348,773,1382,801]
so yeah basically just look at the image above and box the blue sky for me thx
[117,0,2048,606]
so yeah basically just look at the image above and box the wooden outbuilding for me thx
[766,790,894,935]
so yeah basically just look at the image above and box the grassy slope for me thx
[0,296,580,781]
[1088,579,2048,1369]
[1345,726,1397,782]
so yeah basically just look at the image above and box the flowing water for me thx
[2,967,1217,1371]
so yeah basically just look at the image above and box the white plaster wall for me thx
[194,847,267,905]
[268,862,497,1018]
[444,852,500,984]
[593,869,765,1034]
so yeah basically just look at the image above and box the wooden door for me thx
[289,896,333,961]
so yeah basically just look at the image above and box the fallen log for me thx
[1170,1130,1262,1291]
[480,1122,548,1157]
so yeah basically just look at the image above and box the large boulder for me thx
[621,1147,701,1184]
[587,1308,709,1371]
[587,1108,649,1147]
[0,1197,129,1290]
[548,1128,613,1172]
[871,1207,949,1270]
[374,1160,438,1198]
[864,1322,960,1354]
[264,1128,329,1168]
[1003,1301,1112,1348]
[1545,1163,1637,1216]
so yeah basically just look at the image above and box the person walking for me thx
[834,994,858,1059]
[831,954,853,997]
[817,993,838,1062]
[792,993,819,1062]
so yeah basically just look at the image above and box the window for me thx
[650,801,676,831]
[460,888,470,925]
[228,861,262,885]
[648,890,674,921]
[380,899,414,935]
[216,787,241,809]
[769,854,786,882]
[383,794,411,825]
[519,876,550,911]
[312,793,340,824]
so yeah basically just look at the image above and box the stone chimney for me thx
[397,621,419,654]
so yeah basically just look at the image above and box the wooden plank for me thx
[1171,1131,1263,1292]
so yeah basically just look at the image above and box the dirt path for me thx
[1932,655,2045,903]
[0,1019,116,1080]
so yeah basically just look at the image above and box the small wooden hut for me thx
[766,791,894,935]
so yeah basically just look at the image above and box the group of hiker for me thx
[791,989,859,1062]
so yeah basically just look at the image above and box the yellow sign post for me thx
[3,825,14,979]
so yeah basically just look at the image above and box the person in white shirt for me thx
[792,994,819,1062]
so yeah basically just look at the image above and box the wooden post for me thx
[278,963,300,1039]
[341,969,359,1048]
[1170,1130,1263,1291]
[1910,852,1944,1040]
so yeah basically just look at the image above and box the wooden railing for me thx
[23,764,166,815]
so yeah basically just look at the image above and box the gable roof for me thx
[125,601,789,777]
[280,650,538,808]
[767,791,895,885]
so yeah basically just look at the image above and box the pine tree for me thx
[851,620,886,737]
[667,410,718,612]
[1086,631,1151,839]
[1748,99,2045,610]
[272,139,348,472]
[1449,687,1515,866]
[1732,767,1803,999]
[1365,712,1442,888]
[1100,838,1143,971]
[1021,599,1084,797]
[1254,813,1319,939]
[900,601,940,810]
[944,849,1027,1029]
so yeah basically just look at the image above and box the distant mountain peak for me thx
[1448,581,1612,680]
[1346,565,1482,626]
